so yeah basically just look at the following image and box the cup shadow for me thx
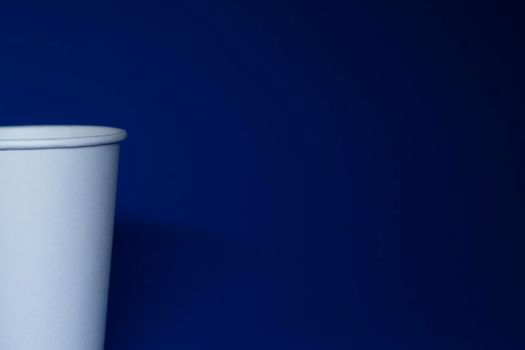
[103,218,231,349]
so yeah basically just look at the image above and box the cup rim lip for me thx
[0,125,127,150]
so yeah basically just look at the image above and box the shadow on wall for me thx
[103,218,275,350]
[103,218,228,349]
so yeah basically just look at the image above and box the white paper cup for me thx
[0,125,127,350]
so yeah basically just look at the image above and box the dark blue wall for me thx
[1,1,524,349]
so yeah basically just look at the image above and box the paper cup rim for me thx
[0,125,127,150]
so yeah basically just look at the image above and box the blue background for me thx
[1,1,524,349]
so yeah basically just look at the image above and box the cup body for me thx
[0,125,126,350]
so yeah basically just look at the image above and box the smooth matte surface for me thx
[0,143,122,350]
